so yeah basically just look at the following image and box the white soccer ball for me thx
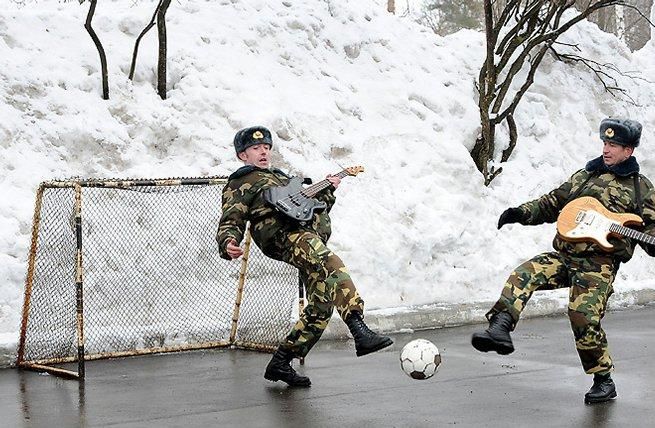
[399,339,441,380]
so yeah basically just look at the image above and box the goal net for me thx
[16,177,299,379]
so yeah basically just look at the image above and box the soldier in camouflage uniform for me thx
[471,118,655,404]
[217,126,393,387]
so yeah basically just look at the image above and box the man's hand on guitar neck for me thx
[326,175,341,190]
[226,239,244,259]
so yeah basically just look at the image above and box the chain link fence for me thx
[17,177,299,378]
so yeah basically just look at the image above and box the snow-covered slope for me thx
[1,0,654,351]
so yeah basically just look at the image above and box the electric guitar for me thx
[557,196,655,251]
[263,166,364,222]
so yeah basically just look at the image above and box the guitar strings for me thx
[610,223,655,244]
[276,170,350,205]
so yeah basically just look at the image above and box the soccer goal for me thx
[16,177,300,380]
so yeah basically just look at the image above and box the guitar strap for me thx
[567,171,644,217]
[633,173,643,217]
[567,171,597,203]
[567,172,644,217]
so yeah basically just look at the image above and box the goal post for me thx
[16,177,300,380]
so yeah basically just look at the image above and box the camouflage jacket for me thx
[216,165,336,260]
[517,156,655,263]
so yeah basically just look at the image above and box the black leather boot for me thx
[345,312,393,357]
[264,347,311,387]
[471,311,515,355]
[584,373,617,404]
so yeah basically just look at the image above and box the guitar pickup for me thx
[575,211,586,224]
[276,201,292,212]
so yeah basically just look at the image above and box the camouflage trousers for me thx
[273,231,364,358]
[488,252,617,375]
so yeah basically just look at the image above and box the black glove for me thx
[497,207,525,230]
[642,241,655,258]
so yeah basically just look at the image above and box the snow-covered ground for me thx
[1,0,654,352]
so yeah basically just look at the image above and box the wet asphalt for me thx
[0,306,653,427]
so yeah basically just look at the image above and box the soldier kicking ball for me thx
[217,126,393,387]
[472,118,655,404]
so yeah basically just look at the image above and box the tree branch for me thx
[549,47,640,105]
[495,41,551,123]
[129,0,164,81]
[621,3,655,27]
[496,1,543,56]
[492,1,620,114]
[501,114,518,163]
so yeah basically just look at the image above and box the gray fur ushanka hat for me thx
[233,126,273,154]
[599,118,642,147]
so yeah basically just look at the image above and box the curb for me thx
[321,288,655,338]
[2,288,653,369]
[0,346,15,369]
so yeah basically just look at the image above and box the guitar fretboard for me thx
[610,223,655,245]
[301,169,351,198]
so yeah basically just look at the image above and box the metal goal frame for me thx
[16,177,301,380]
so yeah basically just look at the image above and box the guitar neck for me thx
[302,169,351,197]
[610,223,655,246]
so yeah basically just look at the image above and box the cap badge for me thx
[253,131,264,139]
[605,128,615,138]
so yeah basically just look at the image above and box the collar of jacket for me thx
[585,155,640,177]
[228,165,291,180]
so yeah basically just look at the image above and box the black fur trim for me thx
[585,155,639,177]
[228,165,291,180]
[228,165,257,180]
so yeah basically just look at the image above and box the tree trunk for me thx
[84,0,109,99]
[156,0,172,99]
[129,0,164,81]
[616,4,626,41]
[472,110,494,181]
[471,0,498,184]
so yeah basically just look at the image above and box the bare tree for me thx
[83,0,109,99]
[129,0,164,80]
[473,0,652,185]
[128,0,173,99]
[156,0,172,99]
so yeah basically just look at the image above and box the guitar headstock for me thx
[344,166,365,176]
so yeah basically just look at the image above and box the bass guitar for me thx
[557,196,654,251]
[263,166,364,222]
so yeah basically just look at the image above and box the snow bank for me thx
[0,0,654,352]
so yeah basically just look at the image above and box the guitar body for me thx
[263,177,327,222]
[557,196,643,251]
